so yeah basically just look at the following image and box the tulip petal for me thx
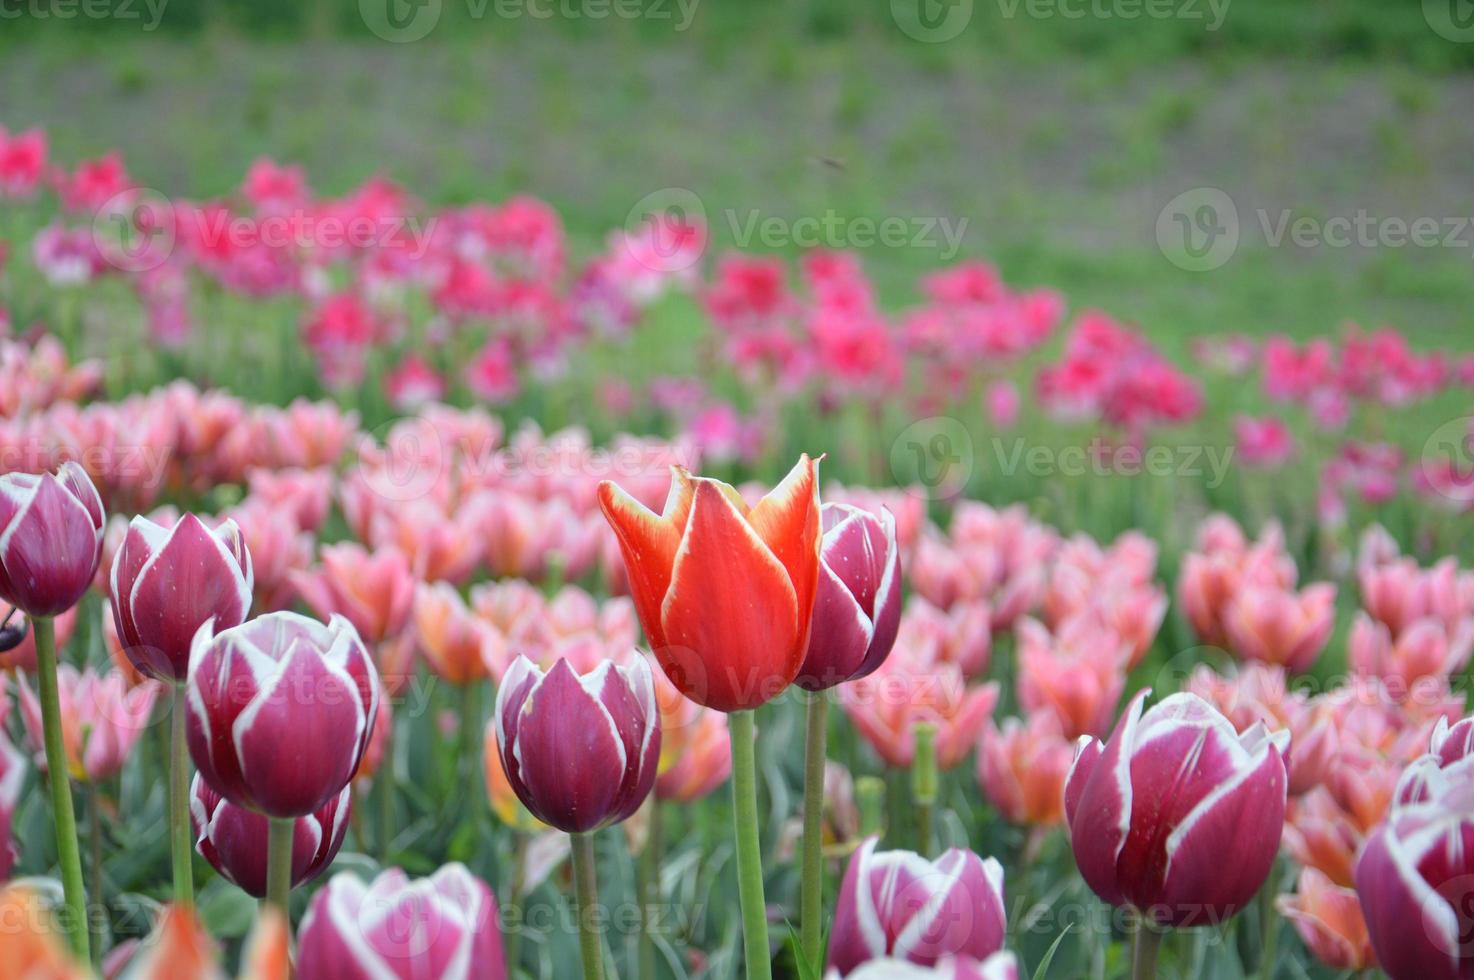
[659,480,800,711]
[597,469,694,651]
[745,454,822,647]
[1067,688,1148,907]
[798,559,875,689]
[0,472,101,616]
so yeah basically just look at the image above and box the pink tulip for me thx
[1065,690,1288,927]
[18,665,160,782]
[186,611,379,818]
[292,543,414,646]
[1221,583,1336,673]
[1015,616,1127,740]
[190,774,349,898]
[0,127,48,198]
[110,514,254,682]
[1349,614,1474,692]
[494,655,660,833]
[1276,867,1376,972]
[296,865,507,980]
[977,713,1074,827]
[245,468,333,534]
[414,582,497,686]
[827,836,1006,975]
[0,462,104,616]
[1233,415,1295,467]
[840,644,998,770]
[796,503,903,690]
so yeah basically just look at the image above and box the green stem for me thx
[506,830,527,974]
[265,817,295,914]
[1131,920,1164,980]
[88,786,104,963]
[639,803,664,980]
[1257,877,1281,980]
[375,764,393,864]
[799,691,828,975]
[856,776,885,840]
[729,710,773,980]
[169,684,194,907]
[34,616,91,961]
[911,722,938,857]
[570,832,606,980]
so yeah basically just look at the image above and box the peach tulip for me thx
[1015,616,1128,740]
[977,713,1074,827]
[292,543,414,645]
[18,664,159,782]
[1276,868,1376,971]
[414,582,496,686]
[1221,583,1336,673]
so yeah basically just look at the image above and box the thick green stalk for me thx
[265,817,295,913]
[1131,921,1164,980]
[911,722,938,857]
[34,616,91,960]
[729,710,773,980]
[799,691,829,974]
[570,832,607,980]
[169,683,194,906]
[856,776,886,839]
[639,803,664,980]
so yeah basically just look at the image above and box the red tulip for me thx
[186,611,379,818]
[827,836,1007,975]
[0,462,104,617]
[1064,689,1288,927]
[598,455,821,711]
[796,502,902,691]
[296,865,507,980]
[189,774,349,899]
[110,514,254,682]
[494,655,659,833]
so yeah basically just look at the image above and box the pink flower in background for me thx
[32,223,105,285]
[1221,583,1337,673]
[245,467,332,534]
[240,157,309,212]
[465,340,520,403]
[977,712,1075,827]
[984,380,1019,429]
[226,500,313,612]
[18,665,160,782]
[1234,415,1295,467]
[1192,334,1258,375]
[53,152,131,214]
[0,127,47,198]
[1177,516,1298,648]
[292,543,414,646]
[1015,616,1128,740]
[1349,614,1474,692]
[1276,868,1376,972]
[384,355,446,410]
[1262,336,1335,402]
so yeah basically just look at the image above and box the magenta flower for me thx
[0,462,104,617]
[186,611,379,818]
[110,513,254,682]
[1065,689,1289,927]
[796,503,902,691]
[296,864,507,980]
[190,773,348,898]
[493,655,660,834]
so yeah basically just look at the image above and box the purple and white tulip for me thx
[827,836,1008,976]
[186,611,379,818]
[1064,689,1289,928]
[0,462,104,617]
[796,503,903,691]
[1395,714,1474,806]
[189,772,350,898]
[493,654,660,834]
[829,953,1020,980]
[296,864,507,980]
[111,513,254,682]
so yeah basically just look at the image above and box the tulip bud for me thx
[186,611,379,818]
[1064,689,1288,927]
[829,954,1020,980]
[827,836,1007,976]
[796,503,902,691]
[189,773,349,898]
[598,456,821,712]
[494,654,660,833]
[296,864,507,980]
[110,514,254,682]
[0,462,104,617]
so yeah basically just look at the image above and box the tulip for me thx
[190,773,350,898]
[17,664,159,782]
[840,646,999,771]
[1349,613,1474,692]
[1065,690,1288,943]
[1275,867,1376,971]
[653,668,732,803]
[827,836,1007,976]
[186,611,379,913]
[1355,786,1474,980]
[832,954,1019,980]
[291,542,414,646]
[0,884,89,980]
[0,462,103,617]
[1221,583,1336,673]
[296,865,507,980]
[0,731,24,882]
[414,581,496,686]
[977,713,1075,827]
[1015,616,1128,740]
[0,604,77,672]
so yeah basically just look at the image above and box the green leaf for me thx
[783,920,823,980]
[1032,925,1073,980]
[197,879,257,939]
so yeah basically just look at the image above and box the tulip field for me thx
[3,8,1474,979]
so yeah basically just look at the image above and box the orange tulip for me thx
[414,582,496,686]
[597,456,821,712]
[0,885,87,980]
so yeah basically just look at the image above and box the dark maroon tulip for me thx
[111,513,254,682]
[796,503,903,691]
[186,611,379,818]
[1394,713,1474,806]
[297,864,507,980]
[1356,779,1474,980]
[1064,689,1288,928]
[189,772,348,898]
[0,463,104,617]
[493,655,659,834]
